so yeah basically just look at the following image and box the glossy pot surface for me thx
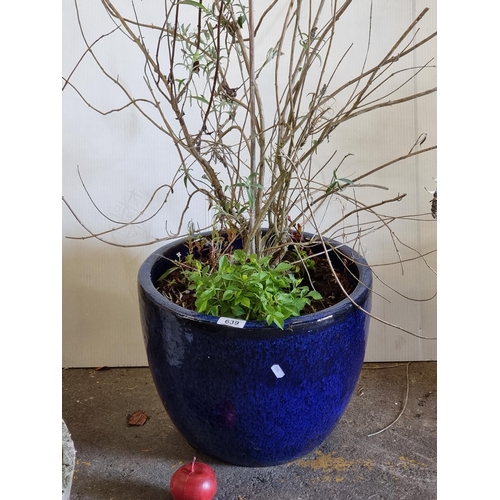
[138,234,372,466]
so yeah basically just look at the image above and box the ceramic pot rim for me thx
[138,232,372,331]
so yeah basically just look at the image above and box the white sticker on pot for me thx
[271,364,285,378]
[217,317,247,328]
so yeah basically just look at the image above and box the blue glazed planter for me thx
[138,234,372,466]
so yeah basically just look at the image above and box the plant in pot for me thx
[63,0,436,466]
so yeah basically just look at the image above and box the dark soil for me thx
[300,253,355,314]
[155,251,355,317]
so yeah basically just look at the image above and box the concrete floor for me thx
[62,362,436,500]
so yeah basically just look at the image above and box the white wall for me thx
[62,0,436,367]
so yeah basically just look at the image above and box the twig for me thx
[62,26,120,91]
[368,362,411,437]
[292,162,437,341]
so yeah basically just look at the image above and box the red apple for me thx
[170,457,217,500]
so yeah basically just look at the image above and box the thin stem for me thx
[368,363,411,437]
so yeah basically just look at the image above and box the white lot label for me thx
[217,317,247,328]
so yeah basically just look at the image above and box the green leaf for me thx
[232,249,248,263]
[308,290,322,300]
[156,266,177,283]
[240,296,251,308]
[176,78,186,90]
[208,305,219,317]
[196,299,208,313]
[231,305,245,317]
[338,178,354,185]
[178,1,208,13]
[218,255,229,273]
[190,95,210,105]
[199,288,216,301]
[266,312,285,330]
[274,262,292,273]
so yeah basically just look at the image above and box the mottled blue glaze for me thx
[138,234,372,466]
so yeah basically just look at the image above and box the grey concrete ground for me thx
[62,362,436,500]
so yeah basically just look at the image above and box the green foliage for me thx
[233,173,264,210]
[326,157,354,194]
[181,249,321,329]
